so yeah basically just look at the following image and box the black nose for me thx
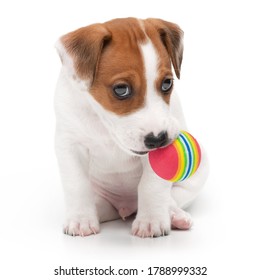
[144,131,168,149]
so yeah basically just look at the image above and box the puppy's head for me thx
[56,18,183,155]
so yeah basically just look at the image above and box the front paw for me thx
[63,215,100,237]
[132,214,171,238]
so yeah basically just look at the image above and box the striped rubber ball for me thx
[148,131,201,183]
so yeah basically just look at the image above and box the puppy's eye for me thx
[161,78,173,93]
[113,84,132,100]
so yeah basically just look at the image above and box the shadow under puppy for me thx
[54,18,209,238]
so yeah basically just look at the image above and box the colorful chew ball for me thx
[148,131,201,182]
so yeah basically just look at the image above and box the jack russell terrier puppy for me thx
[55,18,209,238]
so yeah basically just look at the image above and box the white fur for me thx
[54,39,209,238]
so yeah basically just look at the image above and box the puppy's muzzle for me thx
[144,131,169,149]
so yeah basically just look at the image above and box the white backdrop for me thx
[0,0,260,279]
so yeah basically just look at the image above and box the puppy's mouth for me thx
[130,150,149,156]
[130,140,173,156]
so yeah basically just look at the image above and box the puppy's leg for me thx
[56,135,99,237]
[132,147,209,237]
[132,158,173,238]
[170,146,209,229]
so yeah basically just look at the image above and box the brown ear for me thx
[147,19,184,79]
[60,24,111,82]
